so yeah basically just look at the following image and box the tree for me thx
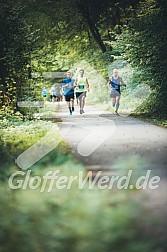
[116,0,167,117]
[0,0,31,109]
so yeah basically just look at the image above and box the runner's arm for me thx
[62,83,69,87]
[120,77,126,87]
[62,80,71,88]
[107,78,112,90]
[74,78,78,87]
[86,79,90,91]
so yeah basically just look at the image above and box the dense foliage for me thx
[1,0,166,118]
[0,0,32,114]
[115,0,167,118]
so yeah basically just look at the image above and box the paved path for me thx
[55,102,167,178]
[51,102,167,218]
[50,102,167,207]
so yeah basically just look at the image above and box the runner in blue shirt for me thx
[62,71,75,115]
[42,87,47,101]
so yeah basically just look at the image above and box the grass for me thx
[131,113,167,128]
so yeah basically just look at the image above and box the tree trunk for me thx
[106,9,112,51]
[78,0,107,53]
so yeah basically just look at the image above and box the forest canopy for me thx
[0,0,167,118]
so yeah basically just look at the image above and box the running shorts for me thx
[76,92,87,99]
[110,89,120,98]
[65,93,74,102]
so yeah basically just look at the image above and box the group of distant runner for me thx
[42,84,63,103]
[42,68,126,115]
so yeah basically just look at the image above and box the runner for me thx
[74,69,90,114]
[42,87,47,100]
[56,83,63,102]
[107,69,126,115]
[49,88,53,102]
[51,84,57,103]
[62,71,75,115]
